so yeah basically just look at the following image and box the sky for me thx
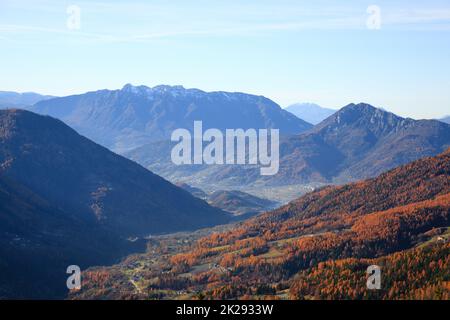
[1,0,450,119]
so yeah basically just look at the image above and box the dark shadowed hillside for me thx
[0,174,136,298]
[0,109,230,236]
[0,109,230,298]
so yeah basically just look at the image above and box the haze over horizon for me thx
[1,0,450,119]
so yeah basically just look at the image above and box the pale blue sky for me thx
[1,0,450,118]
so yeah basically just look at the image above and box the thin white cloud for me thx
[0,24,126,42]
[1,4,450,45]
[384,9,450,26]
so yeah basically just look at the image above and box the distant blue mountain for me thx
[32,84,312,152]
[127,103,450,188]
[0,91,54,109]
[285,102,336,124]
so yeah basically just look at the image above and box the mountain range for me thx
[1,85,450,299]
[272,103,450,184]
[32,84,312,152]
[285,102,336,124]
[0,109,230,298]
[126,103,450,190]
[14,86,450,196]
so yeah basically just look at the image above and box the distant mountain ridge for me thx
[0,91,54,109]
[285,102,336,124]
[32,84,312,152]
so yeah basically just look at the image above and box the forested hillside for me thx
[70,149,450,300]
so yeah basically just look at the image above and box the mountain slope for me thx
[290,241,449,300]
[0,109,230,236]
[271,103,450,184]
[70,149,450,300]
[126,103,450,190]
[32,84,312,152]
[0,109,232,298]
[0,174,136,298]
[207,190,278,216]
[285,102,336,124]
[440,116,450,124]
[176,183,279,217]
[176,182,208,199]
